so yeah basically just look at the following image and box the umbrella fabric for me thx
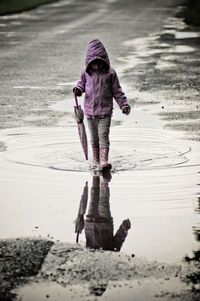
[75,181,88,243]
[73,93,88,160]
[74,105,84,122]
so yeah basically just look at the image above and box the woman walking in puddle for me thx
[73,39,131,171]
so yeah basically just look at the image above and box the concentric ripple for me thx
[2,127,192,172]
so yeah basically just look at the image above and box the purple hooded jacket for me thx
[75,39,129,116]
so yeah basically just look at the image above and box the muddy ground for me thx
[36,244,200,301]
[0,239,200,301]
[0,0,200,300]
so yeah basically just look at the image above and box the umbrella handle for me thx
[74,91,79,107]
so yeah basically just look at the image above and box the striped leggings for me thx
[87,115,111,147]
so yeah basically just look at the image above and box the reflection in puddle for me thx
[75,176,131,251]
[13,173,199,300]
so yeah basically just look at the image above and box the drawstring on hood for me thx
[85,39,110,74]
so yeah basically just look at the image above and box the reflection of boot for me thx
[101,171,112,182]
[100,147,112,171]
[92,146,100,169]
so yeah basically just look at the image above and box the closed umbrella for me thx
[75,181,88,243]
[73,92,88,160]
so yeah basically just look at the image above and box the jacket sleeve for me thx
[75,70,86,95]
[111,69,129,111]
[112,221,130,251]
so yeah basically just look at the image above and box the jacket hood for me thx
[85,39,110,73]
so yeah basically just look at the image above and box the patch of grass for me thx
[0,0,59,15]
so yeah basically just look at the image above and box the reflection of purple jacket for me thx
[75,39,129,116]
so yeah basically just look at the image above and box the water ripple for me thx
[2,127,196,172]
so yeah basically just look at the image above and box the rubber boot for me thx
[92,146,100,169]
[100,146,112,171]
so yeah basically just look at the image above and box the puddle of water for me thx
[155,60,176,70]
[15,282,89,301]
[8,41,20,45]
[0,13,39,21]
[51,97,81,113]
[36,10,45,14]
[123,36,156,48]
[117,55,148,74]
[169,45,195,53]
[0,31,16,35]
[13,86,50,90]
[13,85,68,91]
[10,21,22,26]
[175,31,200,39]
[14,272,188,301]
[56,81,75,86]
[121,25,198,75]
[23,115,48,121]
[163,17,187,31]
[0,109,199,263]
[0,119,192,172]
[122,36,164,59]
[49,0,75,8]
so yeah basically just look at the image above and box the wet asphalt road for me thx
[0,0,182,129]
